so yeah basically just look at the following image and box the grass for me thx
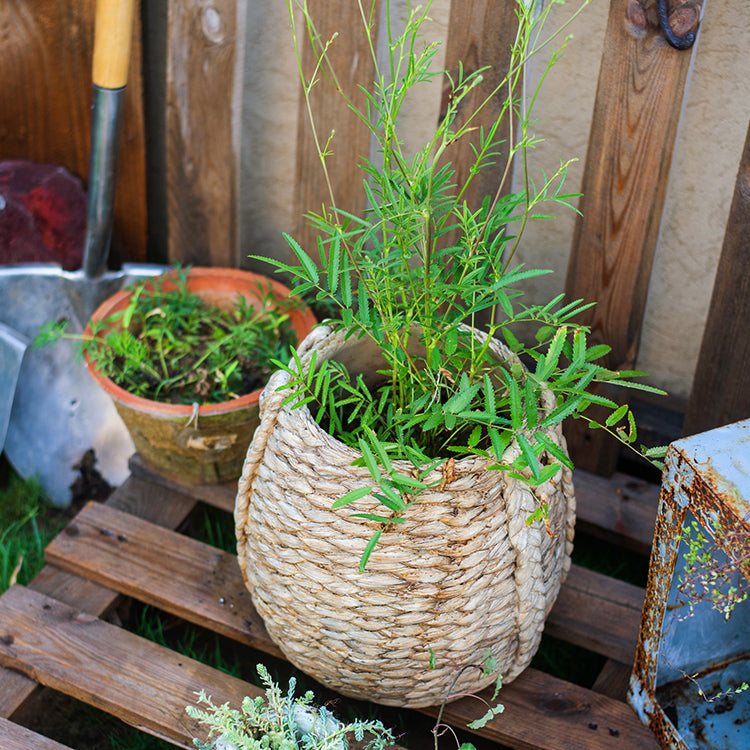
[0,462,70,592]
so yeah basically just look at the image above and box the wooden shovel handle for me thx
[92,0,136,89]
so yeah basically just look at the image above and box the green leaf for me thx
[283,233,319,283]
[366,427,393,473]
[524,379,539,429]
[483,373,496,415]
[501,327,521,352]
[536,326,567,380]
[466,702,504,729]
[327,235,341,293]
[517,434,540,482]
[444,382,480,415]
[358,438,382,483]
[489,428,510,462]
[359,530,383,572]
[534,431,574,470]
[605,403,629,427]
[331,486,372,509]
[509,379,522,430]
[373,489,407,513]
[540,395,584,428]
[444,327,458,356]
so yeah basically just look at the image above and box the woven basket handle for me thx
[236,324,334,517]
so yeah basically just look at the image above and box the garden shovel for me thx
[0,0,164,504]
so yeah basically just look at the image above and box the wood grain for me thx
[683,117,750,436]
[563,0,701,474]
[0,0,147,262]
[0,585,261,750]
[45,500,643,666]
[0,475,198,722]
[426,664,659,750]
[573,469,660,554]
[439,0,517,215]
[165,0,242,266]
[291,0,380,262]
[1,716,75,750]
[45,501,282,658]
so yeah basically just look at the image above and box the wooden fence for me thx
[1,0,748,469]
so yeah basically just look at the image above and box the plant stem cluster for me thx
[35,266,298,405]
[263,0,665,567]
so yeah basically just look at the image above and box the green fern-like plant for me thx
[262,0,667,568]
[34,265,298,405]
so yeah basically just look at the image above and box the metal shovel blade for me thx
[0,321,28,450]
[0,263,163,504]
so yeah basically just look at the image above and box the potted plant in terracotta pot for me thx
[234,0,665,707]
[37,265,316,485]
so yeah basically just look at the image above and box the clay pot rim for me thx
[83,266,317,417]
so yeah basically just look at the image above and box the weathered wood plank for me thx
[165,0,243,266]
[0,475,199,721]
[45,500,280,658]
[548,565,644,666]
[0,585,261,750]
[45,500,643,666]
[0,0,147,261]
[592,660,632,701]
[683,117,750,436]
[426,664,659,750]
[1,716,75,750]
[440,0,517,217]
[0,582,653,750]
[129,453,237,513]
[573,469,659,554]
[291,0,380,261]
[563,0,701,474]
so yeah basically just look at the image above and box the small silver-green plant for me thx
[186,664,395,750]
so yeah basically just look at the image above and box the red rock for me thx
[0,160,86,270]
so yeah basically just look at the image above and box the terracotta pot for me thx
[84,267,317,485]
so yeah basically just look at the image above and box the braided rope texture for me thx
[235,326,576,708]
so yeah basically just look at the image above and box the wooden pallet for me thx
[0,458,661,749]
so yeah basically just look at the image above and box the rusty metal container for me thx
[628,419,750,748]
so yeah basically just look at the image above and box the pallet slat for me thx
[431,665,659,750]
[45,501,643,666]
[0,475,200,723]
[1,715,75,750]
[0,585,263,750]
[0,582,655,750]
[45,500,281,658]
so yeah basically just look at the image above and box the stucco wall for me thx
[238,0,750,400]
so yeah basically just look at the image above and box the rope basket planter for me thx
[235,325,576,708]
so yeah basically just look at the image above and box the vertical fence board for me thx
[438,0,518,329]
[440,0,517,213]
[683,119,750,436]
[291,0,380,261]
[165,0,241,266]
[563,0,701,474]
[0,0,147,262]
